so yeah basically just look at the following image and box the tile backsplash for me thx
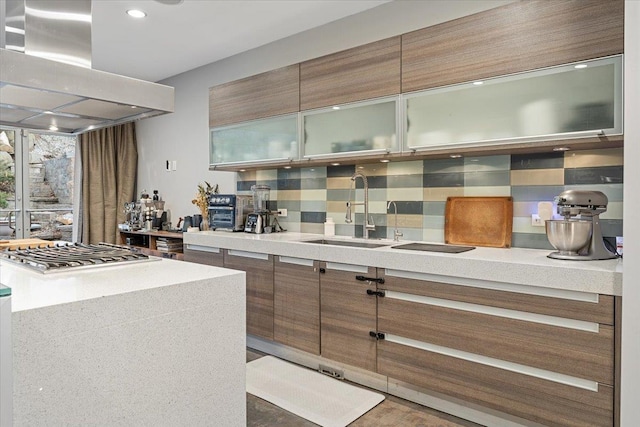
[237,148,623,249]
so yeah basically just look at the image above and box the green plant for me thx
[0,191,9,209]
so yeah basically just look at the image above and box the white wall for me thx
[135,0,512,220]
[621,1,639,424]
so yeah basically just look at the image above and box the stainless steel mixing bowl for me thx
[545,220,592,255]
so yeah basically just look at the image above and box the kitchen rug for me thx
[246,356,385,427]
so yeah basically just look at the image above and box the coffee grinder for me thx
[245,185,270,233]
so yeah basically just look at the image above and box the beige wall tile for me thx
[388,188,425,201]
[256,169,277,181]
[601,201,623,219]
[393,214,423,228]
[237,170,256,181]
[327,177,352,189]
[423,229,445,243]
[463,186,511,196]
[387,160,423,176]
[327,201,348,214]
[423,187,465,201]
[510,169,564,186]
[277,190,301,201]
[300,223,324,234]
[564,148,623,168]
[513,217,547,234]
[300,189,327,201]
[513,201,540,217]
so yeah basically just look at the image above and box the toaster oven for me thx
[208,194,252,231]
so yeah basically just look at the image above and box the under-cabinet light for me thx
[330,162,341,166]
[332,106,340,110]
[380,159,390,163]
[126,9,147,18]
[472,81,483,86]
[284,166,292,169]
[574,64,588,69]
[553,147,571,152]
[49,125,58,131]
[449,154,463,158]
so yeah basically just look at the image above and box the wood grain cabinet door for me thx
[401,0,624,92]
[274,256,320,355]
[183,245,224,267]
[319,263,378,372]
[300,36,401,110]
[223,250,274,340]
[209,64,300,128]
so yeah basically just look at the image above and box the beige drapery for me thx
[79,123,137,244]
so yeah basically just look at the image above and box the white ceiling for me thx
[91,0,389,83]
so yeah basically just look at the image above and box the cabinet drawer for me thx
[383,271,614,325]
[379,341,613,427]
[224,250,274,339]
[378,296,613,385]
[183,246,224,267]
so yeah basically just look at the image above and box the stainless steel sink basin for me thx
[391,243,475,253]
[300,239,391,249]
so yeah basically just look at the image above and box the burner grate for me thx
[1,242,152,273]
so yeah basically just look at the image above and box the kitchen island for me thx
[183,231,623,427]
[1,257,246,426]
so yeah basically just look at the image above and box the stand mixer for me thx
[546,190,617,260]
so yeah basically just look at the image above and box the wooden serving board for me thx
[444,197,513,248]
[0,238,55,250]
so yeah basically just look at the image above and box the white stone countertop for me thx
[183,231,623,296]
[1,257,245,312]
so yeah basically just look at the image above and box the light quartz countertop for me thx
[183,231,623,296]
[1,256,244,312]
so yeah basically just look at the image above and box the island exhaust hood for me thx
[0,0,174,134]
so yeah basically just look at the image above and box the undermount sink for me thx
[300,239,391,249]
[391,243,475,253]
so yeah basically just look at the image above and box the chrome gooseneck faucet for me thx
[387,201,403,242]
[345,172,375,239]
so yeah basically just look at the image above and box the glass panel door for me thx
[0,128,76,242]
[405,55,622,150]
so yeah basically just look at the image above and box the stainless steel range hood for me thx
[0,0,174,134]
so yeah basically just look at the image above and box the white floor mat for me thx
[247,356,385,427]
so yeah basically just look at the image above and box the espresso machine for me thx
[545,190,617,260]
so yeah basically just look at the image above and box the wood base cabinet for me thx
[274,256,320,355]
[319,263,379,372]
[224,249,274,340]
[375,269,617,427]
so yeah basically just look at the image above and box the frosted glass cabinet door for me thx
[303,99,398,158]
[405,56,622,150]
[210,114,298,166]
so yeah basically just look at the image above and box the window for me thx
[0,128,76,242]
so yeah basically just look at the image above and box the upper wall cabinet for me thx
[300,37,401,111]
[401,0,624,93]
[303,98,398,159]
[210,114,298,167]
[209,65,300,128]
[405,56,623,152]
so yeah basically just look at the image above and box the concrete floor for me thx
[246,349,481,427]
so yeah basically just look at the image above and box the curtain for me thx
[79,123,137,244]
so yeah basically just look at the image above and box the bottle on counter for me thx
[324,217,335,236]
[153,190,160,201]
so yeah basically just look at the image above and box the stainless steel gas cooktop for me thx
[0,243,155,273]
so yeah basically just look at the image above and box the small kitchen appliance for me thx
[209,194,252,231]
[545,190,617,260]
[245,185,271,234]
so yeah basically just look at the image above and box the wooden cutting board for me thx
[0,238,55,250]
[444,196,513,248]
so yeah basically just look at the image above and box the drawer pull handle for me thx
[356,275,385,284]
[366,289,386,297]
[368,331,386,340]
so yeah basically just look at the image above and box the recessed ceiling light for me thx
[449,154,463,158]
[380,159,390,163]
[472,81,483,86]
[574,64,588,69]
[126,9,147,18]
[330,162,340,166]
[332,106,340,110]
[49,125,58,131]
[239,169,246,172]
[284,166,292,169]
[553,147,571,151]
